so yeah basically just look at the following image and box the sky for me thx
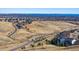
[0,8,79,14]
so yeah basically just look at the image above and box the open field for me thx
[0,21,79,51]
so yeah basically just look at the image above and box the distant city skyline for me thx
[0,8,79,14]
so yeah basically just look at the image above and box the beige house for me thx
[70,30,79,40]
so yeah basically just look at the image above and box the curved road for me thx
[5,26,79,51]
[5,33,54,51]
[7,23,17,40]
[2,32,79,51]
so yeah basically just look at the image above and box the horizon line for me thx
[0,13,79,14]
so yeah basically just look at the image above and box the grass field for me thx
[0,21,78,51]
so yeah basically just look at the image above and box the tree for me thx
[26,18,32,24]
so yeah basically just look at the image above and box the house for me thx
[51,29,79,47]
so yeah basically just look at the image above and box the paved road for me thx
[10,35,41,51]
[7,23,17,40]
[5,33,53,51]
[2,32,79,51]
[5,27,79,51]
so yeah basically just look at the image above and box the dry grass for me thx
[0,21,78,50]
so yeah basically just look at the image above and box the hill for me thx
[0,21,78,50]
